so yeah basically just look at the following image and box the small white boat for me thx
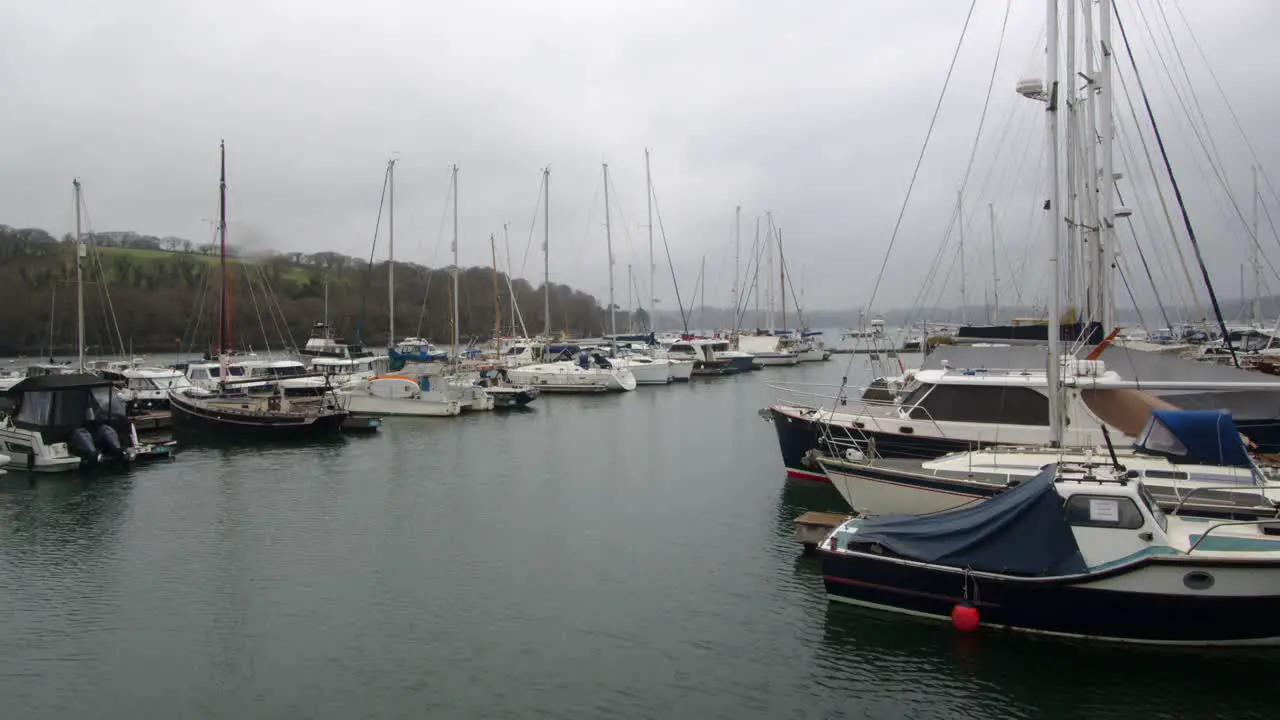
[118,367,193,410]
[340,375,462,417]
[310,355,389,387]
[507,354,637,393]
[736,334,800,367]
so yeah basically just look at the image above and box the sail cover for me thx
[1133,409,1250,467]
[843,466,1086,576]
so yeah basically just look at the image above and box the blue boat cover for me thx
[841,466,1086,576]
[1133,409,1250,467]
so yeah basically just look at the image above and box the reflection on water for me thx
[0,359,1274,718]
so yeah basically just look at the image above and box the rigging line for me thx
[1114,255,1149,335]
[649,176,690,333]
[77,192,128,358]
[518,170,547,277]
[1114,57,1205,317]
[858,0,977,317]
[1133,0,1260,269]
[1149,0,1229,191]
[1114,2,1238,368]
[356,164,392,346]
[182,223,219,356]
[1168,0,1280,235]
[1114,115,1191,317]
[1115,183,1174,332]
[956,0,1012,195]
[416,170,457,338]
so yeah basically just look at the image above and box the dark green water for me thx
[1,360,1277,718]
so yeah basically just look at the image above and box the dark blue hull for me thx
[820,550,1280,645]
[769,407,972,480]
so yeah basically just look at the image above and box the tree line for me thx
[0,224,644,357]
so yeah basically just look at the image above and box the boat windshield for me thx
[1136,481,1168,532]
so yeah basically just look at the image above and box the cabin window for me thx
[1064,495,1145,530]
[192,369,209,380]
[907,385,1049,425]
[1141,469,1188,481]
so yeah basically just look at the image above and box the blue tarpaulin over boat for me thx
[840,466,1086,576]
[1133,409,1250,467]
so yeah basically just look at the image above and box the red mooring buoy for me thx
[951,602,980,632]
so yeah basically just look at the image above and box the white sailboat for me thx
[504,165,636,393]
[340,160,463,417]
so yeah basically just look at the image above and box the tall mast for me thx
[766,212,774,330]
[627,264,634,332]
[543,168,550,338]
[1064,0,1080,320]
[989,200,1000,323]
[1082,0,1102,328]
[490,233,501,348]
[504,222,515,333]
[958,190,968,325]
[73,179,85,370]
[646,149,656,333]
[603,163,617,342]
[779,228,786,332]
[323,277,329,328]
[219,140,230,359]
[388,158,396,345]
[700,255,707,331]
[1099,0,1117,331]
[1046,0,1064,447]
[1253,164,1261,327]
[753,217,761,329]
[452,164,460,364]
[732,205,740,330]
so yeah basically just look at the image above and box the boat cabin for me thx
[2,373,133,463]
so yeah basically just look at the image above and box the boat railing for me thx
[764,381,902,409]
[1186,518,1280,553]
[1169,485,1280,518]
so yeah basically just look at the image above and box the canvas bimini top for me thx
[1133,409,1251,467]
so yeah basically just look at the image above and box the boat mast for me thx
[387,158,397,345]
[627,263,634,333]
[543,167,551,339]
[219,140,230,362]
[1253,164,1261,327]
[73,179,85,370]
[646,149,656,334]
[779,228,786,332]
[958,190,967,325]
[732,205,740,333]
[1046,0,1064,446]
[1099,0,1117,332]
[490,233,501,350]
[753,217,761,330]
[504,222,515,333]
[700,255,707,331]
[452,164,460,366]
[989,201,999,324]
[766,212,774,330]
[603,163,617,344]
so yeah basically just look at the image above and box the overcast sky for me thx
[3,0,1279,316]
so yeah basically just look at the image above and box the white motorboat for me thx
[117,367,193,410]
[443,375,496,411]
[507,353,637,393]
[311,355,389,387]
[340,374,462,417]
[736,334,800,367]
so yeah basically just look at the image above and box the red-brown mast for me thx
[218,140,230,355]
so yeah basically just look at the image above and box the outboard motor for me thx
[67,427,100,465]
[95,425,124,460]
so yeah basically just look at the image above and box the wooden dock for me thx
[793,511,854,553]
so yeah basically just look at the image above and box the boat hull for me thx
[820,548,1280,645]
[621,361,672,385]
[342,392,462,417]
[169,392,348,438]
[667,360,694,382]
[487,387,539,408]
[768,406,973,481]
[752,353,800,367]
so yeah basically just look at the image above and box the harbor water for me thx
[1,359,1277,719]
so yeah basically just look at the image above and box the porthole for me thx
[1183,571,1214,591]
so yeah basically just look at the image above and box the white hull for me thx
[667,360,694,382]
[796,346,831,362]
[752,353,800,367]
[0,426,89,473]
[507,362,637,392]
[342,392,461,417]
[614,358,673,385]
[825,464,974,516]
